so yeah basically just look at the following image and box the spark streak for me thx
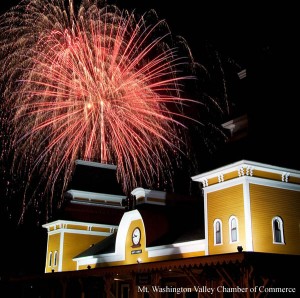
[0,0,200,221]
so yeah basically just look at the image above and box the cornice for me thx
[192,160,300,188]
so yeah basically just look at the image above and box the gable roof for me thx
[74,233,117,259]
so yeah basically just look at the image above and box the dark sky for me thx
[1,1,299,208]
[1,0,299,208]
[0,0,299,275]
[1,1,297,91]
[1,1,296,66]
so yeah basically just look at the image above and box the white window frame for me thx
[48,251,53,267]
[213,219,223,245]
[229,216,238,243]
[54,250,58,267]
[272,216,285,244]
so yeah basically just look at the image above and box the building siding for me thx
[250,184,300,255]
[207,184,245,255]
[62,233,106,271]
[45,233,61,273]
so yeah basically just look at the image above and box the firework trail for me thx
[0,0,206,222]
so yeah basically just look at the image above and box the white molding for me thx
[243,180,253,251]
[131,187,167,205]
[201,176,300,194]
[192,160,300,183]
[204,191,209,255]
[75,159,117,170]
[67,189,125,200]
[42,219,118,231]
[147,240,206,258]
[58,232,64,272]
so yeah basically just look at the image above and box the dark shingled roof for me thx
[74,233,117,259]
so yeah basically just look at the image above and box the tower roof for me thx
[68,160,124,195]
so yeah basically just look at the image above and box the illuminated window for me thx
[48,251,53,267]
[272,216,285,244]
[214,219,222,245]
[54,251,58,266]
[229,216,238,243]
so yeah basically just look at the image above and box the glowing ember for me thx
[0,0,200,221]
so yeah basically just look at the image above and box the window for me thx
[54,251,58,266]
[272,216,285,244]
[229,216,238,243]
[48,251,53,267]
[214,219,222,245]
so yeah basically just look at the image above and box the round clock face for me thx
[132,227,141,245]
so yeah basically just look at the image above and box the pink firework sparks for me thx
[0,0,200,219]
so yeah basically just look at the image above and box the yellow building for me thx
[192,159,300,256]
[43,159,300,275]
[43,183,206,272]
[29,160,300,297]
[6,159,300,297]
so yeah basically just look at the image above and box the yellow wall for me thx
[207,184,246,255]
[62,233,107,271]
[206,181,300,256]
[250,184,300,255]
[45,231,108,272]
[45,166,300,273]
[45,233,61,273]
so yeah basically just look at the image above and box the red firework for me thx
[0,0,198,212]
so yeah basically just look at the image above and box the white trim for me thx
[200,176,300,194]
[47,229,113,237]
[75,159,117,170]
[204,191,209,255]
[243,180,253,251]
[58,231,64,272]
[272,216,285,244]
[147,240,206,257]
[246,176,300,191]
[229,215,239,243]
[67,189,126,208]
[44,235,50,273]
[54,250,58,267]
[213,219,223,245]
[75,253,126,266]
[192,160,300,184]
[115,210,144,257]
[131,187,146,199]
[42,219,118,231]
[131,187,167,205]
[202,176,245,193]
[48,251,53,267]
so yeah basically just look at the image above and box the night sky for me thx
[0,0,299,275]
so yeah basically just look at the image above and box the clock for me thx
[132,227,141,246]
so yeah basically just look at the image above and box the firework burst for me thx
[0,0,205,221]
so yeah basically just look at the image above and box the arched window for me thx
[214,219,222,245]
[48,251,53,267]
[54,251,58,266]
[272,216,285,244]
[229,216,238,243]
